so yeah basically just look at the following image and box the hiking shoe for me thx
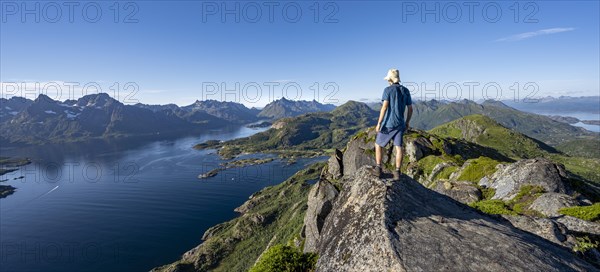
[371,166,382,178]
[393,170,401,180]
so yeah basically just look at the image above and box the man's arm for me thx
[376,100,389,132]
[405,105,413,131]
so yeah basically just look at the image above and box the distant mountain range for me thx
[0,94,338,145]
[203,98,599,159]
[2,94,598,154]
[257,97,336,119]
[502,96,600,114]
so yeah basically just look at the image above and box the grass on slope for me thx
[556,138,600,159]
[559,203,600,222]
[412,100,594,147]
[430,114,557,160]
[456,156,501,183]
[470,185,545,217]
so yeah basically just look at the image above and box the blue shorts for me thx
[376,128,404,147]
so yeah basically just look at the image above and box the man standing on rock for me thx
[372,68,413,180]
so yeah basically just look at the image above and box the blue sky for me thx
[1,1,599,107]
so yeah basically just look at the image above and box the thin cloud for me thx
[496,28,575,42]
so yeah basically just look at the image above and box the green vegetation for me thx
[470,186,545,216]
[155,163,325,272]
[456,156,500,183]
[508,185,545,216]
[469,200,516,215]
[417,155,447,177]
[573,236,600,253]
[249,244,318,272]
[222,157,274,168]
[437,166,458,180]
[412,100,595,147]
[430,125,462,139]
[430,115,556,160]
[480,187,496,200]
[559,203,600,222]
[556,138,600,159]
[550,155,600,185]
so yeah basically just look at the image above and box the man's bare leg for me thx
[393,145,403,180]
[375,143,383,166]
[395,145,403,171]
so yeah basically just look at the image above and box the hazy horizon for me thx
[3,89,600,108]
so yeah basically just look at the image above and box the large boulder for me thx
[315,166,595,272]
[302,179,338,253]
[327,149,344,179]
[405,135,435,162]
[501,215,576,248]
[529,193,579,217]
[479,158,570,201]
[342,130,380,175]
[433,180,482,204]
[556,216,600,236]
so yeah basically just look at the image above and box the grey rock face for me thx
[530,193,579,217]
[315,166,595,272]
[303,179,338,253]
[556,216,600,236]
[501,215,575,248]
[480,158,570,201]
[327,149,344,179]
[405,136,435,162]
[433,180,482,204]
[342,133,377,176]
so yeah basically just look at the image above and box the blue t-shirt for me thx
[381,83,412,131]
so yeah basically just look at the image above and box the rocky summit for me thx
[310,167,594,272]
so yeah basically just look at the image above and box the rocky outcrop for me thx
[302,179,338,253]
[480,158,570,200]
[327,149,343,179]
[556,216,600,236]
[342,132,377,176]
[501,215,576,248]
[433,180,482,204]
[530,193,579,217]
[314,166,594,271]
[404,136,435,162]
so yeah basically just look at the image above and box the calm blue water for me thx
[516,110,600,133]
[0,126,325,272]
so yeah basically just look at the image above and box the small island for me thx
[581,120,600,126]
[197,157,275,179]
[0,156,32,198]
[246,121,272,128]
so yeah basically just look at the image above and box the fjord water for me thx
[0,126,324,272]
